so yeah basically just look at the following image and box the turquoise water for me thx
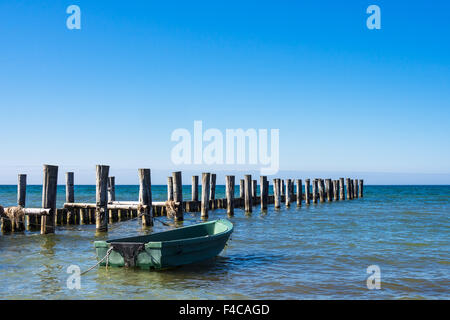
[0,185,449,299]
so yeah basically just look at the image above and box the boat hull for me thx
[94,219,233,270]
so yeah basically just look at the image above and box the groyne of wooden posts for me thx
[0,164,364,234]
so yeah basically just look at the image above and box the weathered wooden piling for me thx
[296,179,302,207]
[172,171,183,221]
[339,178,345,200]
[305,179,311,205]
[318,179,325,203]
[239,179,244,199]
[252,180,257,199]
[285,179,292,207]
[17,174,27,231]
[244,175,253,213]
[167,176,174,201]
[95,165,109,232]
[273,179,281,209]
[359,179,364,198]
[138,169,153,226]
[312,179,318,203]
[260,176,268,210]
[346,178,352,200]
[353,179,358,199]
[333,180,339,201]
[107,176,115,202]
[41,165,58,234]
[65,172,75,225]
[192,176,199,201]
[226,175,235,216]
[325,179,331,202]
[281,180,285,197]
[201,173,210,218]
[210,174,216,210]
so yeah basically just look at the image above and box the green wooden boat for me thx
[94,219,233,270]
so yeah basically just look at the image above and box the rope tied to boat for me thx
[80,247,113,276]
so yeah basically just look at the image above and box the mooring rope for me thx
[80,247,113,276]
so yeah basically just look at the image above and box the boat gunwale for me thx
[94,219,233,249]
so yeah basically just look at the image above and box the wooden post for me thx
[359,179,364,198]
[239,179,244,199]
[325,179,332,202]
[260,176,268,210]
[210,173,216,210]
[16,174,26,231]
[320,179,327,202]
[285,179,291,207]
[107,176,115,202]
[333,180,339,201]
[167,176,174,201]
[226,175,235,216]
[244,175,252,213]
[138,169,153,227]
[346,178,352,200]
[172,171,183,221]
[201,173,210,218]
[192,176,199,201]
[353,179,359,199]
[252,180,257,200]
[41,165,58,234]
[65,172,75,224]
[273,179,281,209]
[340,177,345,200]
[296,179,302,207]
[281,179,285,198]
[312,179,317,203]
[305,179,311,205]
[95,165,109,232]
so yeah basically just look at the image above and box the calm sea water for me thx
[0,185,449,299]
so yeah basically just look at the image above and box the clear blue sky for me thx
[0,0,449,184]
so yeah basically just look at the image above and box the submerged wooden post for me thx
[296,179,302,207]
[325,179,332,202]
[172,171,183,221]
[41,165,58,234]
[201,173,210,218]
[260,176,268,210]
[65,172,75,224]
[333,180,339,201]
[359,179,364,198]
[340,177,345,200]
[317,179,324,203]
[16,174,26,231]
[210,173,216,210]
[107,176,115,202]
[167,176,174,201]
[138,169,153,227]
[273,179,281,209]
[285,179,292,207]
[95,165,109,232]
[252,180,257,200]
[226,175,235,216]
[192,176,199,201]
[305,179,310,205]
[244,175,252,213]
[353,179,359,199]
[346,178,352,200]
[312,179,318,203]
[239,179,245,199]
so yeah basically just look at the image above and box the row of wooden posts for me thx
[0,164,363,235]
